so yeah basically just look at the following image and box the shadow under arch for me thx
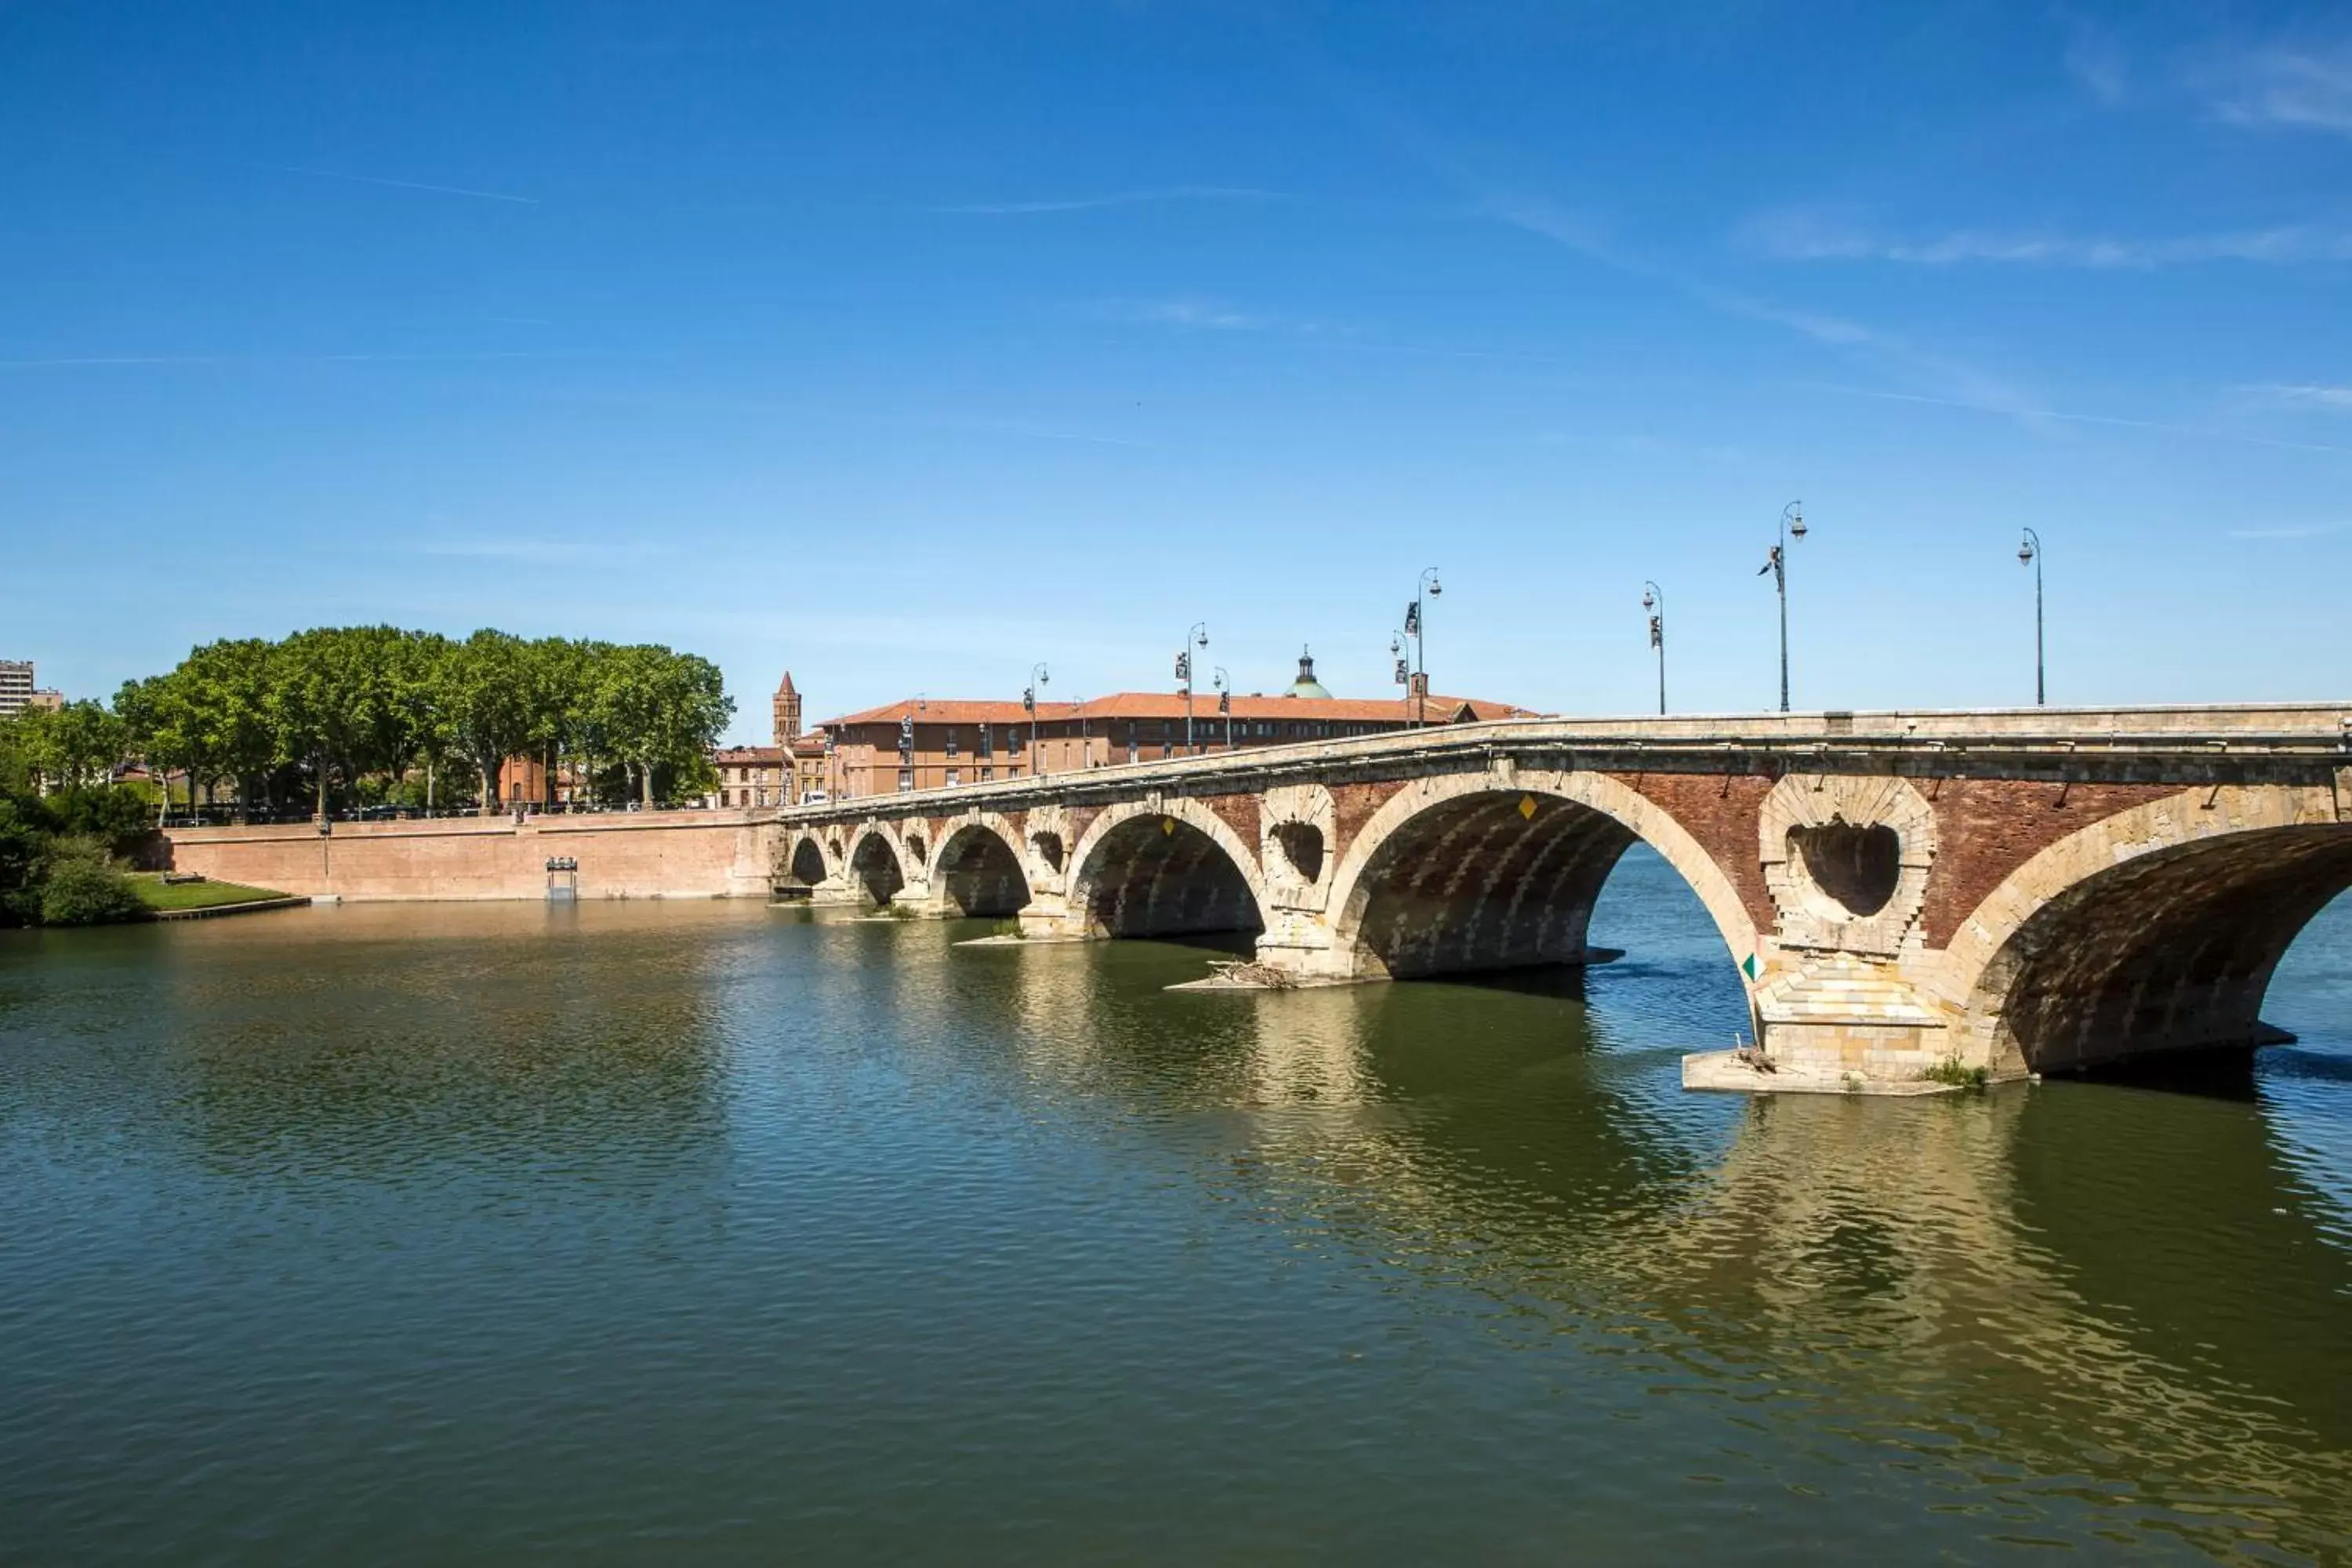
[1323,771,1759,984]
[1947,793,2352,1075]
[933,820,1030,916]
[848,829,906,907]
[1066,801,1269,938]
[783,835,828,891]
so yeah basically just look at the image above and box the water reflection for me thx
[0,873,2347,1562]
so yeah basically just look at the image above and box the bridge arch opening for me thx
[848,833,905,908]
[935,824,1030,917]
[1962,822,2352,1076]
[1320,773,1758,990]
[1070,811,1266,938]
[786,837,827,889]
[1334,789,1641,978]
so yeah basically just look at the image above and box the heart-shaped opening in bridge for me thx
[1788,821,1901,919]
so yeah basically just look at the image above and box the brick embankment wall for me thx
[162,810,776,902]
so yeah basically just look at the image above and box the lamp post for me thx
[2017,528,2044,706]
[1641,581,1666,715]
[1025,662,1049,775]
[1177,622,1208,751]
[1406,568,1442,726]
[1758,501,1806,713]
[1213,666,1232,749]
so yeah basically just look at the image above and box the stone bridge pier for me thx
[771,707,2352,1093]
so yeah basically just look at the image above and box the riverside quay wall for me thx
[161,808,775,902]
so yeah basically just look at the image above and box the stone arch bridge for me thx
[770,706,2352,1092]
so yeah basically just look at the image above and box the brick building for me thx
[811,651,1532,800]
[707,670,829,808]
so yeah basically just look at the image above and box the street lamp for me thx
[1758,502,1806,713]
[1213,666,1232,749]
[2018,528,2045,706]
[1641,581,1666,716]
[1405,568,1442,726]
[1177,622,1209,750]
[1025,662,1050,775]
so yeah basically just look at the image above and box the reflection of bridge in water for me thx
[776,705,2352,1090]
[970,928,2352,1553]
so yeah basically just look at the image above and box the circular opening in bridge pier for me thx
[1030,832,1064,873]
[1272,822,1325,884]
[1789,822,1900,919]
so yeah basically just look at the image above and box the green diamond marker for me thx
[1741,952,1760,982]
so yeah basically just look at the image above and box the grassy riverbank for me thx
[127,873,292,913]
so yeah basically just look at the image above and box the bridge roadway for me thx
[771,703,2352,1093]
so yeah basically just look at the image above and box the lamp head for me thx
[1641,587,1654,611]
[1787,503,1807,541]
[2018,538,2034,565]
[1428,576,1443,597]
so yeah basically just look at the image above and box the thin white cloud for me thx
[2248,383,2352,409]
[1486,193,2053,431]
[928,186,1285,216]
[1112,298,1272,332]
[908,416,1148,448]
[2226,521,2351,540]
[281,165,540,205]
[0,351,609,369]
[414,539,667,563]
[1802,383,2352,455]
[1740,209,2352,267]
[2063,14,2129,104]
[2205,42,2352,135]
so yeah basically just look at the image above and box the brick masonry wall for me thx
[163,810,775,902]
[1918,779,2182,946]
[1619,771,1779,934]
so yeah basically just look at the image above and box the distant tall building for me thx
[772,671,803,750]
[0,660,44,719]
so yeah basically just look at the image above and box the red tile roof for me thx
[818,692,1532,728]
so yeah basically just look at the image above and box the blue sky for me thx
[3,1,2347,739]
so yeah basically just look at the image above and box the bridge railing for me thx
[775,703,2352,821]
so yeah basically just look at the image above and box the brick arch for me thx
[927,815,1032,916]
[1943,785,2352,1076]
[1065,797,1271,938]
[781,831,832,889]
[845,823,912,906]
[1323,768,1761,982]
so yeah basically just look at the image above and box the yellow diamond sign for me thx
[1518,794,1537,819]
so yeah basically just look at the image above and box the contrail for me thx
[281,165,540,205]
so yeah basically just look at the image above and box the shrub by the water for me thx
[35,838,147,927]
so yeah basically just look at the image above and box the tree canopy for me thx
[3,626,737,818]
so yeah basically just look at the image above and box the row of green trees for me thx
[3,627,735,818]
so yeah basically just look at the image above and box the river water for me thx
[3,850,2350,1564]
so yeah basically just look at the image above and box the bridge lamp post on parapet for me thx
[1177,622,1209,751]
[1025,662,1049,775]
[1213,666,1232,749]
[1758,502,1806,713]
[1406,568,1442,727]
[2018,528,2045,706]
[1642,581,1667,715]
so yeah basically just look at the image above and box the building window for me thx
[945,731,959,757]
[946,769,961,787]
[898,770,913,792]
[979,766,993,781]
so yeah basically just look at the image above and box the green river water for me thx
[3,849,2350,1563]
